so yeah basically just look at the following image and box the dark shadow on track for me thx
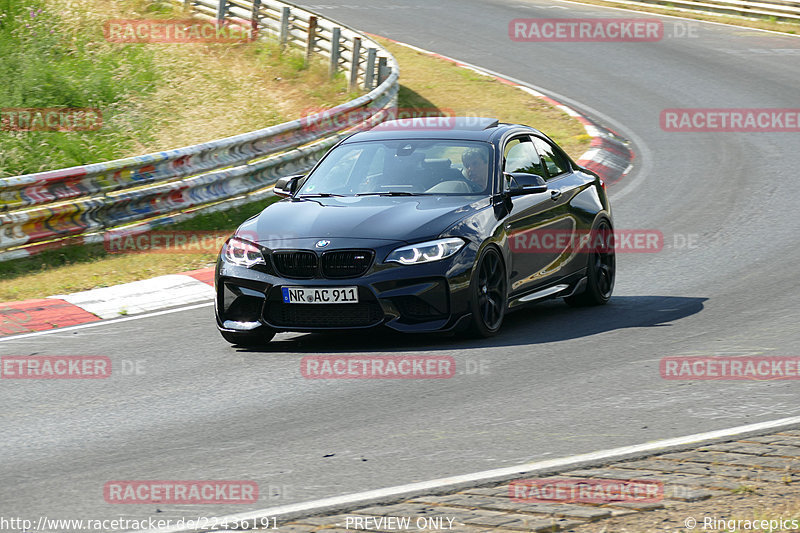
[234,295,706,354]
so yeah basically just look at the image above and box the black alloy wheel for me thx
[565,219,615,306]
[468,246,507,337]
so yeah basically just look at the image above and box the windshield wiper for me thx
[355,191,419,196]
[297,193,345,198]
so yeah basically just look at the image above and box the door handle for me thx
[550,190,562,201]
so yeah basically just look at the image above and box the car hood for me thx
[238,195,489,246]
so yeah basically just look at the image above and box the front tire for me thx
[219,328,276,347]
[465,246,507,337]
[565,219,615,307]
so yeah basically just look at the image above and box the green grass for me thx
[0,0,162,174]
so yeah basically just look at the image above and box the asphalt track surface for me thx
[2,0,800,527]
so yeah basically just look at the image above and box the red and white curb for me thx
[0,268,214,336]
[0,37,634,338]
[374,35,634,186]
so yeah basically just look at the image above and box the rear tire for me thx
[219,328,276,347]
[465,246,507,338]
[564,219,615,307]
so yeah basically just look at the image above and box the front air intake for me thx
[321,250,374,278]
[272,251,318,278]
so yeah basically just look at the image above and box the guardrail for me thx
[0,0,398,261]
[602,0,800,22]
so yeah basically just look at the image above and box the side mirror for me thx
[504,172,547,196]
[273,175,304,198]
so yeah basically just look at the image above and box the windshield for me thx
[297,140,493,196]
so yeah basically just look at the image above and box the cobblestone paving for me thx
[264,430,800,532]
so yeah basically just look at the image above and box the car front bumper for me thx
[215,243,477,334]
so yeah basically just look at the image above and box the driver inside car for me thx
[461,147,489,192]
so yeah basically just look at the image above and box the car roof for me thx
[342,116,545,144]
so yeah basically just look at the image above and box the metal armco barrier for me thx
[0,0,399,261]
[602,0,800,22]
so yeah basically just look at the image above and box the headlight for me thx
[385,237,465,265]
[222,237,265,268]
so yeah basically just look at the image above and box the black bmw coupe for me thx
[215,117,614,345]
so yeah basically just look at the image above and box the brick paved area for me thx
[269,429,799,532]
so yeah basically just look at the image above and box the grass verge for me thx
[562,0,800,34]
[0,198,278,301]
[0,0,355,176]
[0,35,592,302]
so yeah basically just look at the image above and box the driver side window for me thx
[503,137,545,191]
[532,137,570,179]
[503,137,545,175]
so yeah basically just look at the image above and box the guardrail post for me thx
[306,16,318,63]
[216,0,229,22]
[329,27,341,79]
[364,48,377,90]
[250,0,262,38]
[349,37,361,92]
[377,56,389,85]
[280,7,290,51]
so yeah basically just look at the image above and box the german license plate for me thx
[281,286,359,304]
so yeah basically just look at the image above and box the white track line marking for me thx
[138,416,800,533]
[549,0,800,37]
[0,301,214,343]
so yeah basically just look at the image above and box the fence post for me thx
[279,7,290,51]
[329,27,341,79]
[250,0,262,39]
[364,47,377,90]
[377,57,389,85]
[306,16,318,63]
[349,37,361,92]
[216,0,228,22]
